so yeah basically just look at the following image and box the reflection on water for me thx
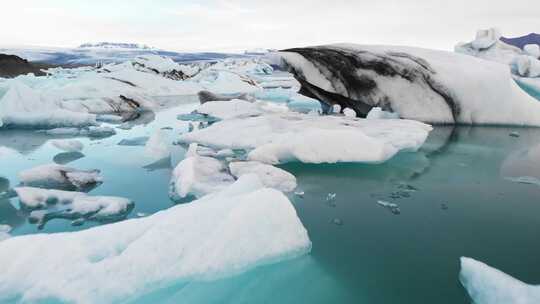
[1,105,540,303]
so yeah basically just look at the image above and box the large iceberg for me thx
[0,175,311,304]
[179,100,432,165]
[460,257,540,304]
[280,44,540,125]
[0,55,267,129]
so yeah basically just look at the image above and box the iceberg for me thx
[524,44,540,59]
[44,126,116,138]
[169,144,235,201]
[144,130,171,161]
[0,175,311,304]
[460,257,540,304]
[516,55,540,78]
[229,161,297,192]
[179,107,432,165]
[19,164,102,191]
[14,187,134,228]
[280,44,540,125]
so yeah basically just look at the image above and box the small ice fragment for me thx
[53,152,85,165]
[326,193,336,201]
[136,212,147,217]
[118,136,149,146]
[331,104,341,114]
[332,218,343,226]
[50,139,84,152]
[144,130,170,160]
[509,131,520,138]
[294,191,305,198]
[343,108,356,117]
[377,200,401,215]
[505,176,540,186]
[19,164,102,191]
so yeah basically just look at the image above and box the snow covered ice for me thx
[169,143,235,201]
[19,164,103,191]
[179,100,432,165]
[460,257,540,304]
[14,187,134,228]
[229,161,297,192]
[280,44,540,125]
[0,175,311,304]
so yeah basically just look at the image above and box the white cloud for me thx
[0,0,538,51]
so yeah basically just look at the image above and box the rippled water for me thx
[1,98,540,303]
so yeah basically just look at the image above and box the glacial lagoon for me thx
[1,97,540,303]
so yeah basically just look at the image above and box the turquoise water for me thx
[1,100,540,303]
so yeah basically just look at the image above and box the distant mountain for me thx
[78,42,153,50]
[0,54,52,78]
[500,33,540,49]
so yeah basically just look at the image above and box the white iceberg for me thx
[460,257,540,304]
[229,161,297,192]
[455,28,524,66]
[196,99,264,120]
[179,111,432,165]
[0,175,311,304]
[144,129,170,160]
[524,44,540,59]
[516,55,540,78]
[281,43,540,125]
[50,139,84,152]
[366,107,400,120]
[19,164,102,191]
[14,187,134,228]
[45,126,116,138]
[169,144,235,200]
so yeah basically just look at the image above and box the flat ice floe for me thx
[19,164,102,191]
[280,43,540,125]
[460,257,540,304]
[179,103,432,165]
[0,175,311,304]
[14,187,134,228]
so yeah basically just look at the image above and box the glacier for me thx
[460,257,540,304]
[0,175,311,304]
[280,43,540,125]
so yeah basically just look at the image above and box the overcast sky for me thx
[1,0,539,52]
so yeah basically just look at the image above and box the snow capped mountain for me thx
[500,33,540,50]
[78,42,154,50]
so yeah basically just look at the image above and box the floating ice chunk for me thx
[170,144,235,200]
[460,257,540,304]
[50,139,84,152]
[229,161,297,192]
[343,108,356,117]
[377,200,401,215]
[180,112,431,165]
[516,55,540,78]
[144,130,170,160]
[19,164,102,191]
[366,107,400,120]
[53,152,85,165]
[472,28,502,50]
[505,176,540,186]
[0,225,11,242]
[45,126,116,138]
[524,44,540,59]
[0,175,311,304]
[14,187,133,228]
[117,136,149,146]
[196,99,263,120]
[326,193,337,201]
